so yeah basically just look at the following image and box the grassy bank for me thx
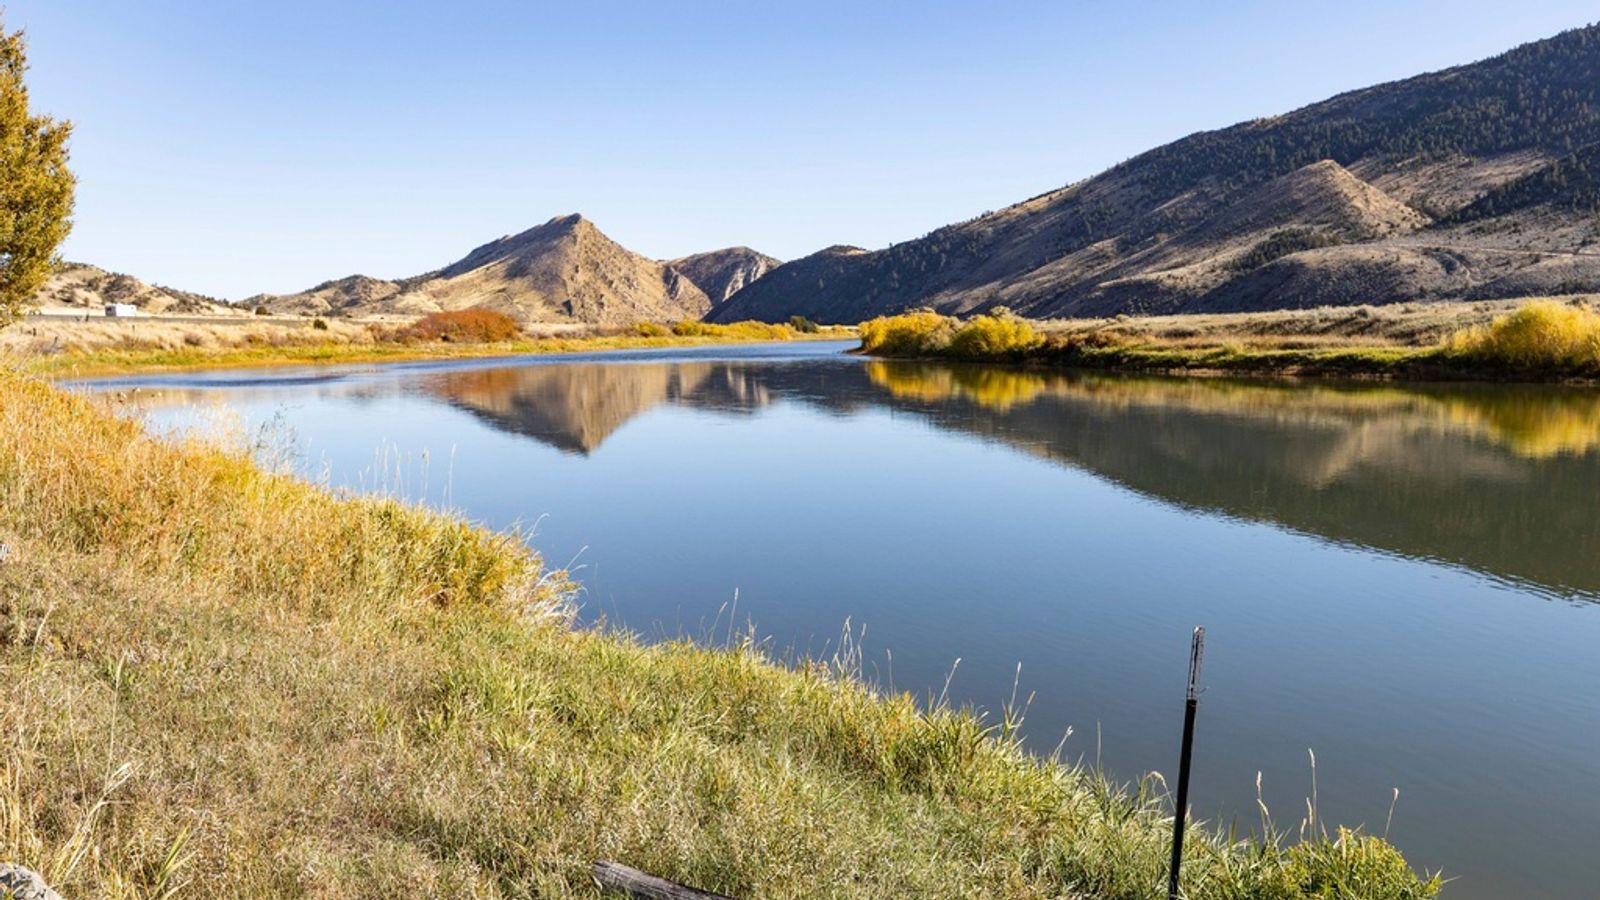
[857,299,1600,382]
[0,370,1439,898]
[9,319,848,378]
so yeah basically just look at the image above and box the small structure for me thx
[104,303,138,318]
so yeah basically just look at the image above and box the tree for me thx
[0,23,73,328]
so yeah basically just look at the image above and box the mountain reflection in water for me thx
[362,358,1600,601]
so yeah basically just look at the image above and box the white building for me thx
[104,303,138,318]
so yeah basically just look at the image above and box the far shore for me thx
[4,313,852,378]
[17,295,1600,384]
[856,297,1600,385]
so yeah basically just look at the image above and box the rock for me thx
[0,864,62,900]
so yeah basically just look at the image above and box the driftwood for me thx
[592,861,735,899]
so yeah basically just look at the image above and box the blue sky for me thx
[9,1,1598,299]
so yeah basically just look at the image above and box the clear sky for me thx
[8,1,1598,300]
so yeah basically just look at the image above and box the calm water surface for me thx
[83,342,1600,899]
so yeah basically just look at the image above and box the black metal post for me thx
[1167,626,1205,900]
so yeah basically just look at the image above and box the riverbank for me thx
[5,317,850,378]
[0,368,1439,898]
[857,298,1600,383]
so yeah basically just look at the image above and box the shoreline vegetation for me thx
[6,312,849,378]
[18,297,1600,386]
[857,298,1600,383]
[0,369,1441,897]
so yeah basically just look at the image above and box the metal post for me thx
[1167,626,1205,900]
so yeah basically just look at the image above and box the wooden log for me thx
[592,861,735,899]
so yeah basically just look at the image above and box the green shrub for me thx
[788,315,820,333]
[311,317,329,331]
[635,321,670,337]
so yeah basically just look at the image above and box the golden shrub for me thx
[857,311,956,355]
[948,314,1041,357]
[1446,300,1600,371]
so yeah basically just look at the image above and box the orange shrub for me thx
[407,309,522,343]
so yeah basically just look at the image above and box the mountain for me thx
[255,215,715,326]
[665,247,781,306]
[251,275,401,317]
[32,262,233,315]
[710,24,1600,323]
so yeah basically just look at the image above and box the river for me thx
[81,340,1600,899]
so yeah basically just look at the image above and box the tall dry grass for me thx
[0,369,1439,897]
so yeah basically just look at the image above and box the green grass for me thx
[0,370,1439,897]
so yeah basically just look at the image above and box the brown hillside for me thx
[258,216,712,326]
[709,25,1600,323]
[33,263,234,316]
[666,247,781,305]
[244,275,401,317]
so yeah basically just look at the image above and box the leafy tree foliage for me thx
[0,23,74,327]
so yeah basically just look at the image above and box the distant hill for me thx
[250,274,402,317]
[33,262,233,316]
[711,24,1600,323]
[253,216,777,326]
[665,247,781,306]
